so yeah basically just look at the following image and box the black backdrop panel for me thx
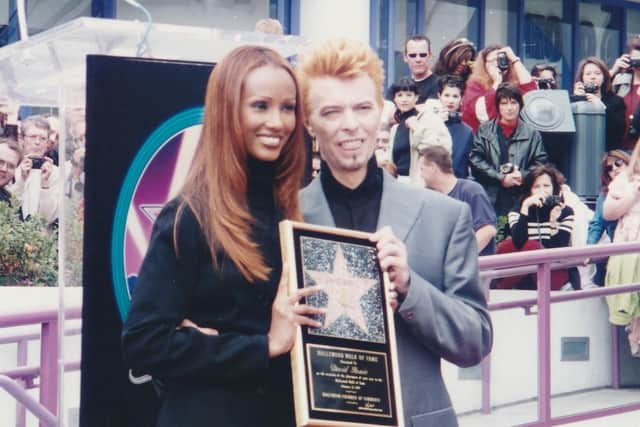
[81,55,212,427]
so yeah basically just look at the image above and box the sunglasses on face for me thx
[605,158,625,172]
[407,53,429,58]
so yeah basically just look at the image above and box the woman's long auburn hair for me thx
[468,44,517,90]
[177,46,305,283]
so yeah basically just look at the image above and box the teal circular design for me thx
[111,107,204,321]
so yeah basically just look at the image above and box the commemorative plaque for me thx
[279,221,404,427]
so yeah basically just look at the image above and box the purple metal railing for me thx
[478,241,640,427]
[0,305,81,427]
[0,375,58,427]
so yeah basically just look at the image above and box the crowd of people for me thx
[0,110,86,230]
[371,32,640,293]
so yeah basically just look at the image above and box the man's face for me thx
[404,40,431,80]
[498,97,520,123]
[306,75,381,185]
[0,144,20,188]
[22,125,49,157]
[376,129,390,150]
[419,157,436,189]
[439,86,462,112]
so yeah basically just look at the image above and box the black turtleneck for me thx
[392,107,418,176]
[246,156,282,281]
[319,156,383,233]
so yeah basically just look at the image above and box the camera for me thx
[583,82,599,94]
[499,163,515,174]
[448,111,462,123]
[497,52,510,71]
[537,78,554,90]
[543,194,563,208]
[630,58,640,69]
[30,157,45,170]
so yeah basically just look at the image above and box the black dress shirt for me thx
[319,157,383,233]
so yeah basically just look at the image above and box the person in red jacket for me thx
[462,45,536,132]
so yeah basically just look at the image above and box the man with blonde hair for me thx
[297,38,492,427]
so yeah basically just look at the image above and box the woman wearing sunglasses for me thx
[462,44,536,132]
[586,150,630,286]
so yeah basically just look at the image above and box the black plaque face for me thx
[279,221,404,427]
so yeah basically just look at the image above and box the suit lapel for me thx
[377,172,423,242]
[301,176,336,227]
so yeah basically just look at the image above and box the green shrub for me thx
[0,197,58,286]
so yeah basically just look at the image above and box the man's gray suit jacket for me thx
[300,171,493,427]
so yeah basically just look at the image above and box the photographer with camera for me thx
[531,64,559,90]
[10,115,60,226]
[573,57,626,151]
[462,45,536,132]
[494,164,577,290]
[436,75,473,178]
[469,83,549,218]
[611,35,640,149]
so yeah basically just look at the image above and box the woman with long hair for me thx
[433,38,477,82]
[462,44,536,132]
[573,56,626,150]
[122,46,322,427]
[586,150,630,285]
[603,139,640,334]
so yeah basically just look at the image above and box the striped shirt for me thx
[508,205,575,249]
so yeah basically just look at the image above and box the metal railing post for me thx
[611,324,620,389]
[16,339,28,427]
[39,319,58,427]
[536,262,552,425]
[481,277,492,414]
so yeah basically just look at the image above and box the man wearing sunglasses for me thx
[403,35,439,103]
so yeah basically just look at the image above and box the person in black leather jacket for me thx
[469,82,549,217]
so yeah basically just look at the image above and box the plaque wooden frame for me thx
[279,220,404,427]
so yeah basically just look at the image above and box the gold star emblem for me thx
[306,245,378,334]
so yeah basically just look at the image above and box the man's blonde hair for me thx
[297,38,385,119]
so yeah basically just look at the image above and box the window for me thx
[578,2,622,68]
[524,0,573,89]
[485,0,517,48]
[423,0,479,60]
[117,0,272,32]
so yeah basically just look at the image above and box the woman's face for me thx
[393,90,418,113]
[241,65,297,162]
[582,63,604,88]
[606,157,627,180]
[531,173,554,197]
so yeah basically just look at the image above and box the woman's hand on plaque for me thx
[268,264,325,358]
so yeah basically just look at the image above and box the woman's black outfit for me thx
[602,93,627,151]
[392,107,418,176]
[122,158,294,427]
